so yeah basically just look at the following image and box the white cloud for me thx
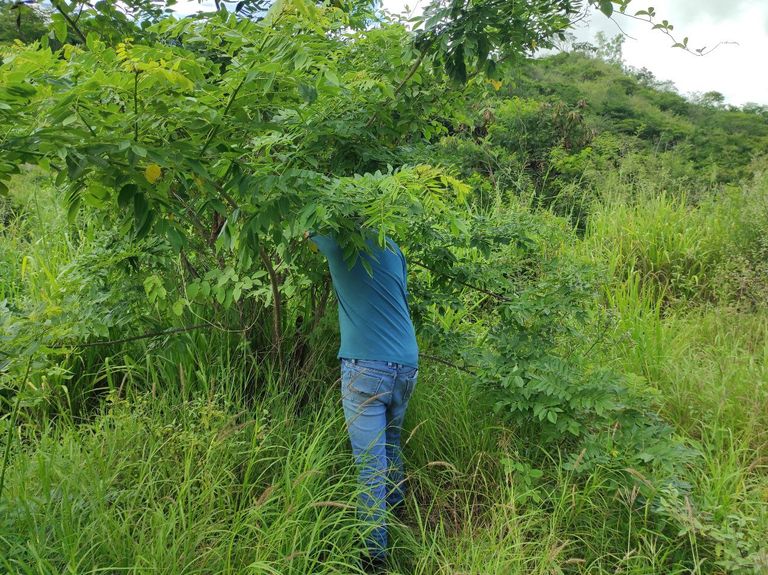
[665,0,754,23]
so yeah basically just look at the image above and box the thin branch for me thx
[171,190,210,240]
[366,41,433,128]
[0,146,48,158]
[200,71,250,156]
[52,323,211,349]
[259,246,284,368]
[419,352,477,375]
[200,10,285,157]
[180,250,201,280]
[73,1,85,24]
[411,259,514,303]
[615,11,737,56]
[606,13,637,41]
[74,103,97,137]
[51,1,87,44]
[133,70,140,141]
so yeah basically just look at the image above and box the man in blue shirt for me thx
[307,231,418,573]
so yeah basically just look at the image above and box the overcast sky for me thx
[580,0,767,106]
[174,0,767,106]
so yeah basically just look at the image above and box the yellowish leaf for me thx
[145,163,162,184]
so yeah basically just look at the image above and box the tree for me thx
[693,90,726,108]
[0,1,47,44]
[594,31,624,66]
[0,0,700,503]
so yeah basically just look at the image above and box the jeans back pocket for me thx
[343,364,385,398]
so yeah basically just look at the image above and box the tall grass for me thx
[576,172,768,573]
[2,170,768,573]
[3,364,732,575]
[583,173,768,307]
[0,169,69,304]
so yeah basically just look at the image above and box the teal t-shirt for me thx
[310,234,418,367]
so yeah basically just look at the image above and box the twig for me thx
[133,70,140,141]
[615,11,737,56]
[52,323,211,349]
[171,190,210,240]
[200,9,285,157]
[411,259,514,302]
[606,14,637,41]
[51,1,87,44]
[259,246,284,369]
[419,352,477,375]
[74,103,97,137]
[366,41,433,128]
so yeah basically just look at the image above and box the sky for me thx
[174,0,768,106]
[574,0,768,106]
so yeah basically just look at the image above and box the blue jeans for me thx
[340,358,418,561]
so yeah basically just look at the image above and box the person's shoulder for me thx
[310,233,341,255]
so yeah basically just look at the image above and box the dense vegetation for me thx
[1,0,767,573]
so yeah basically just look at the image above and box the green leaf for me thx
[215,285,226,304]
[133,191,149,232]
[118,183,137,210]
[598,0,614,17]
[187,282,200,300]
[323,69,340,87]
[167,226,185,251]
[144,275,167,304]
[172,299,187,316]
[134,209,155,239]
[51,13,68,43]
[65,153,87,180]
[547,410,558,424]
[298,82,317,103]
[86,31,100,51]
[66,184,81,224]
[131,144,147,158]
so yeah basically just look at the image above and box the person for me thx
[306,230,418,573]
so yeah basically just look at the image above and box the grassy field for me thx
[1,169,767,574]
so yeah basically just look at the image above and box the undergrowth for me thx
[2,168,767,573]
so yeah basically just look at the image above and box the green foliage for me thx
[511,52,768,184]
[2,2,768,572]
[584,173,768,307]
[0,1,47,44]
[0,391,367,573]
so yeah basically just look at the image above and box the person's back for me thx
[309,234,418,367]
[308,232,419,573]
